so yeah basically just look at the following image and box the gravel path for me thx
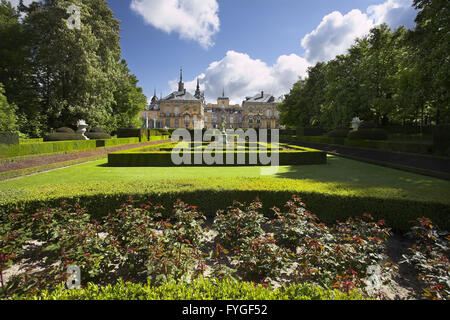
[0,140,171,173]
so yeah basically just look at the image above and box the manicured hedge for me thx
[44,133,85,141]
[297,127,325,137]
[347,129,388,141]
[117,128,142,141]
[93,137,140,148]
[15,278,365,300]
[55,127,76,133]
[328,128,350,138]
[107,145,327,167]
[1,185,449,233]
[433,124,450,156]
[19,138,43,144]
[0,132,19,145]
[0,140,97,158]
[85,132,111,140]
[293,136,433,155]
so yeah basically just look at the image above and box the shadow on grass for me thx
[274,156,449,190]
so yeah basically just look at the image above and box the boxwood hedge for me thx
[13,278,366,300]
[107,145,327,167]
[0,140,97,158]
[1,179,448,233]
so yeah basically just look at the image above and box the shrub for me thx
[347,129,388,141]
[359,121,377,129]
[44,133,85,142]
[13,278,366,300]
[297,127,325,137]
[213,199,266,249]
[0,132,19,145]
[237,234,290,281]
[433,124,450,155]
[117,128,142,141]
[401,217,449,300]
[85,132,111,140]
[269,196,328,250]
[90,126,105,133]
[328,128,350,138]
[55,127,75,134]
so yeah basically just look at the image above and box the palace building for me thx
[204,89,243,129]
[141,70,281,130]
[242,91,281,129]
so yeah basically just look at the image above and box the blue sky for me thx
[10,0,418,104]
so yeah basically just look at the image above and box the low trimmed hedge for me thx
[107,144,327,167]
[328,128,350,138]
[297,127,325,137]
[292,136,434,155]
[433,124,450,156]
[0,140,97,158]
[117,128,142,141]
[0,183,449,233]
[19,138,43,144]
[0,132,19,145]
[85,132,111,140]
[55,127,75,133]
[14,278,366,300]
[44,133,85,142]
[347,129,388,141]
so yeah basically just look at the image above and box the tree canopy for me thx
[279,0,449,130]
[0,0,147,136]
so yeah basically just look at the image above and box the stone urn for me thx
[351,117,361,131]
[77,120,90,140]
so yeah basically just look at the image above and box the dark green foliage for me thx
[295,135,434,156]
[328,128,350,138]
[347,129,388,141]
[55,127,75,134]
[117,128,142,141]
[107,147,327,167]
[278,3,450,131]
[359,121,377,129]
[297,127,325,137]
[43,133,84,142]
[90,126,105,133]
[432,124,450,155]
[0,83,17,132]
[0,140,97,158]
[0,132,18,145]
[85,132,111,140]
[0,1,146,136]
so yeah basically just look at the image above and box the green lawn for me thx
[1,155,449,204]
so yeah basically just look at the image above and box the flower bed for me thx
[1,196,447,300]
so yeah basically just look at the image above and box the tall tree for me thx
[411,0,449,124]
[0,83,17,132]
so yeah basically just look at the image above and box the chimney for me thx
[261,91,264,98]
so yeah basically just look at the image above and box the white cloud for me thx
[301,0,416,63]
[6,0,37,7]
[169,51,310,104]
[130,0,220,48]
[367,0,417,29]
[301,10,374,64]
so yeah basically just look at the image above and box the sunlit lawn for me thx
[1,155,449,205]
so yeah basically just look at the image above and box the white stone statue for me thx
[351,117,361,130]
[77,120,90,140]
